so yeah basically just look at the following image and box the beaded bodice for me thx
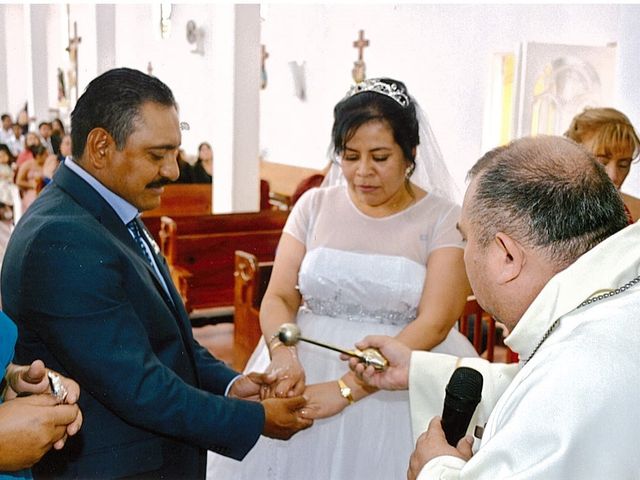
[298,247,424,325]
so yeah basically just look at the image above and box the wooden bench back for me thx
[158,211,288,312]
[233,251,274,370]
[145,183,212,217]
[458,296,518,363]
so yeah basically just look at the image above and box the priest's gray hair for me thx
[467,135,628,269]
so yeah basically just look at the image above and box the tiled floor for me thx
[193,322,235,367]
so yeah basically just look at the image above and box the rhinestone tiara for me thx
[345,78,410,108]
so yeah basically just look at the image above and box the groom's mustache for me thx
[146,179,171,189]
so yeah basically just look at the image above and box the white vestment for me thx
[410,222,640,479]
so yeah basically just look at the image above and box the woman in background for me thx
[50,118,65,156]
[15,144,47,211]
[15,132,41,168]
[565,107,640,222]
[190,142,214,183]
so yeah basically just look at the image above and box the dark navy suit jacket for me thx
[1,163,264,479]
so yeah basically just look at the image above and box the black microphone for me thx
[441,366,483,446]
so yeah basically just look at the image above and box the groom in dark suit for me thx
[1,68,312,479]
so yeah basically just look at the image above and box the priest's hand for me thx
[261,395,313,440]
[299,381,349,420]
[4,360,81,405]
[262,345,306,399]
[228,372,277,401]
[407,416,474,480]
[342,335,410,391]
[0,394,83,470]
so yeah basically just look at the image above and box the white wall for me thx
[259,4,637,201]
[1,4,29,120]
[113,4,220,156]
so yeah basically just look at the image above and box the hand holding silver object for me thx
[47,371,68,402]
[277,323,388,371]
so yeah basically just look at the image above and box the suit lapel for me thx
[136,218,191,320]
[53,164,193,329]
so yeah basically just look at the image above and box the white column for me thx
[25,4,50,124]
[211,4,261,213]
[96,4,116,75]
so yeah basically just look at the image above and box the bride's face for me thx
[341,120,410,212]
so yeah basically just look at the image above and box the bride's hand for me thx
[299,381,349,420]
[262,345,305,399]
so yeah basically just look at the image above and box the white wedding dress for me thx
[207,185,477,480]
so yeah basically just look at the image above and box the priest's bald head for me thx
[458,135,628,331]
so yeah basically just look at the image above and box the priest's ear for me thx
[493,231,526,284]
[83,128,114,169]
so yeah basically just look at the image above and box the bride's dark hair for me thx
[331,78,419,175]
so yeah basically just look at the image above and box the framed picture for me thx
[513,41,617,138]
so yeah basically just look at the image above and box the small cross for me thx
[353,29,369,61]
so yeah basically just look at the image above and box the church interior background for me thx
[1,3,639,212]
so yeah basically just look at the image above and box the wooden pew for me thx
[232,251,273,370]
[260,159,322,209]
[158,210,288,313]
[142,183,212,244]
[459,296,517,363]
[143,182,273,243]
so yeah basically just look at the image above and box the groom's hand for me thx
[228,372,277,401]
[262,395,313,440]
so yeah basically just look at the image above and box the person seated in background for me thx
[180,141,213,183]
[0,145,17,235]
[349,136,637,480]
[16,110,30,136]
[15,132,41,168]
[0,144,15,182]
[564,107,640,222]
[41,134,71,186]
[0,311,82,476]
[15,144,47,211]
[0,115,12,145]
[50,118,65,156]
[38,122,53,155]
[7,124,25,158]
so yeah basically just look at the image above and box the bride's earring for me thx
[405,164,414,179]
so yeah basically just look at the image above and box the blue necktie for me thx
[127,219,156,269]
[127,218,175,306]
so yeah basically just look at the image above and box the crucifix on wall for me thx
[66,9,82,104]
[261,44,269,90]
[352,29,369,83]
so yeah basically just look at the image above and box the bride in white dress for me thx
[207,78,477,479]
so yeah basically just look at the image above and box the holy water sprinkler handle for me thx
[276,323,388,370]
